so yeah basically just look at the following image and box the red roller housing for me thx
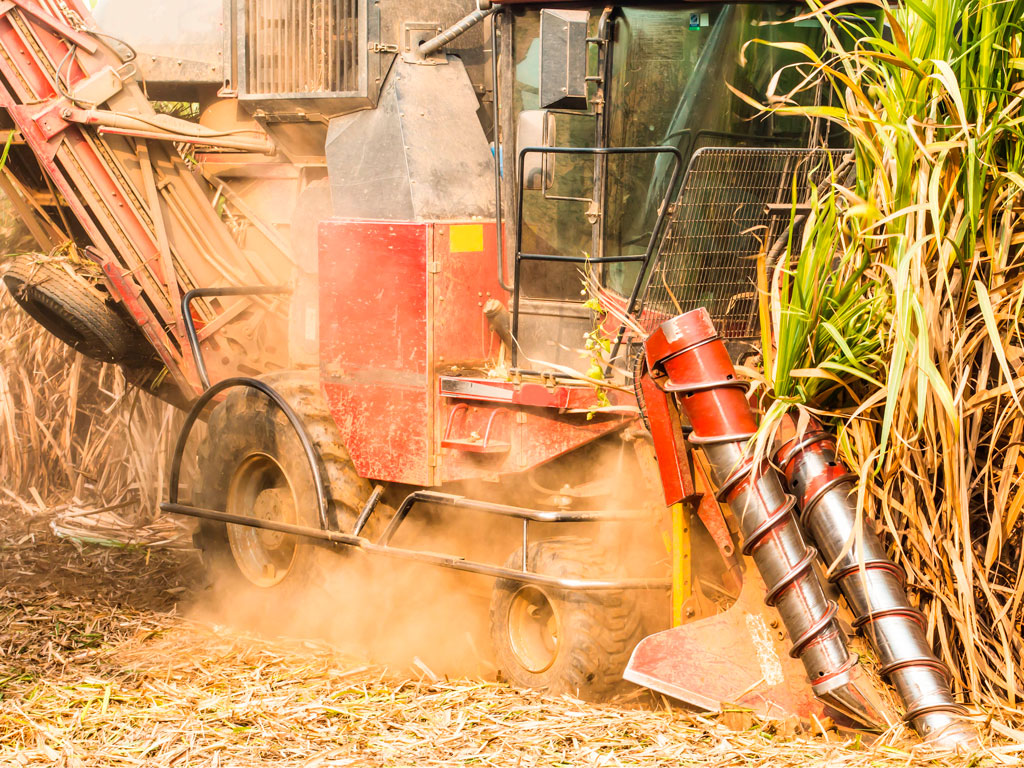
[644,309,889,729]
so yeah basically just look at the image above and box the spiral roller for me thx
[775,417,978,748]
[644,309,890,729]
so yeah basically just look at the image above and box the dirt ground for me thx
[0,504,1015,768]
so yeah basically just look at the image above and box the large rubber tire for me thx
[2,256,149,364]
[192,371,375,594]
[489,537,644,701]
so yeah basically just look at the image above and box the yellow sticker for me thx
[449,224,484,253]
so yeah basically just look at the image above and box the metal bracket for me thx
[671,501,691,626]
[33,102,70,140]
[353,485,385,537]
[68,65,124,106]
[403,22,446,64]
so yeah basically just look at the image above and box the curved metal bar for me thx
[160,501,671,592]
[663,377,746,395]
[880,657,952,679]
[739,494,799,556]
[764,546,818,606]
[181,286,290,390]
[904,702,969,721]
[418,5,494,57]
[166,376,330,531]
[480,408,509,447]
[798,471,859,525]
[789,600,839,658]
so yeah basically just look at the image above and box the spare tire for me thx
[2,256,150,364]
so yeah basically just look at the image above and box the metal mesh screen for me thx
[639,147,848,339]
[247,0,359,95]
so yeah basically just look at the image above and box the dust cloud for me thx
[183,433,674,682]
[186,522,496,680]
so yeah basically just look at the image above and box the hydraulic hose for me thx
[775,417,978,748]
[644,309,891,729]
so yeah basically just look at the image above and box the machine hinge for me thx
[369,42,399,53]
[428,454,440,467]
[427,261,440,273]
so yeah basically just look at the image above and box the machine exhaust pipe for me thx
[775,417,978,748]
[644,309,891,730]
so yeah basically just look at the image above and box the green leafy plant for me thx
[742,0,1024,713]
[581,269,612,419]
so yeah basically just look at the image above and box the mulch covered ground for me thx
[0,504,1017,767]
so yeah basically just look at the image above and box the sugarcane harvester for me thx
[0,0,976,748]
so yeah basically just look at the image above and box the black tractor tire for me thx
[192,371,376,595]
[489,537,644,701]
[1,256,149,364]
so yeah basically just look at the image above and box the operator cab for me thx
[504,3,856,374]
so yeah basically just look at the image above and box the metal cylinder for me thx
[644,309,890,729]
[775,416,978,748]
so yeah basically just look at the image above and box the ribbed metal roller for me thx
[774,417,978,748]
[643,309,891,729]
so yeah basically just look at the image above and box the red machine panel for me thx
[319,219,630,487]
[433,222,505,365]
[319,220,433,485]
[430,222,625,481]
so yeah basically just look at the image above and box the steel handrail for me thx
[166,376,331,531]
[160,500,670,592]
[511,145,683,370]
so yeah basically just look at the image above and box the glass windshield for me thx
[513,10,599,301]
[602,4,841,295]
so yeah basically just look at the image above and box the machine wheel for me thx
[192,372,375,593]
[2,256,148,364]
[489,537,644,701]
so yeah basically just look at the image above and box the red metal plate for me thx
[319,220,433,485]
[319,219,632,485]
[625,572,824,722]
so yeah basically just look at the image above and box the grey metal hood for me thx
[326,57,495,221]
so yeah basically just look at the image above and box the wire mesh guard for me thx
[639,147,849,340]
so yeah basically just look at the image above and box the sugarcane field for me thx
[1,0,1024,764]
